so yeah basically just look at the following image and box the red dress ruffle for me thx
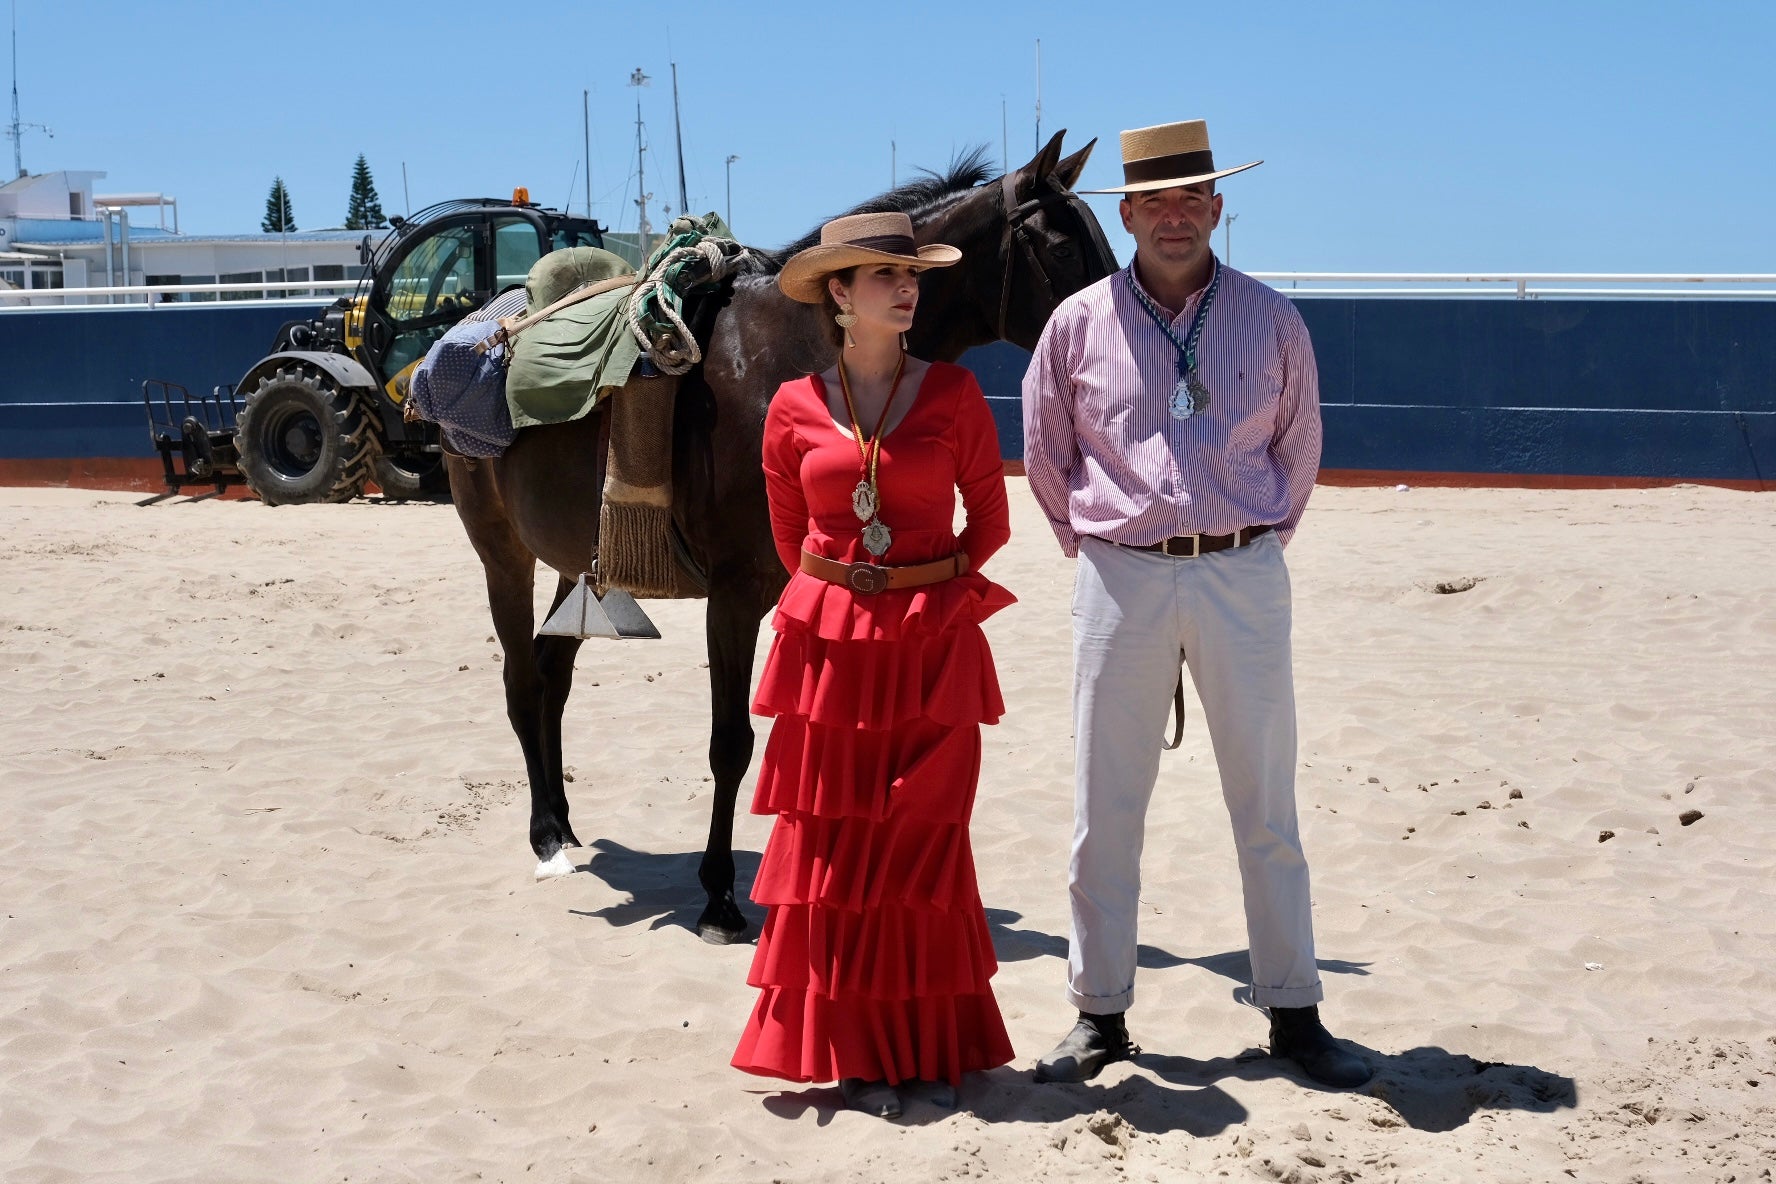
[731,363,1016,1087]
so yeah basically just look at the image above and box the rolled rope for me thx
[623,217,751,376]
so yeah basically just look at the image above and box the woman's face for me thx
[829,263,922,337]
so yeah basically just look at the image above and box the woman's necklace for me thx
[836,349,906,559]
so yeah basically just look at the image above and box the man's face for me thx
[1120,182,1222,273]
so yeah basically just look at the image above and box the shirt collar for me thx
[1126,256,1218,322]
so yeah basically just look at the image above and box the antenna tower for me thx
[629,67,653,259]
[8,2,53,179]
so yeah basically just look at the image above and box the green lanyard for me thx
[1126,259,1220,420]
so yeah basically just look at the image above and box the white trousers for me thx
[1067,533,1323,1013]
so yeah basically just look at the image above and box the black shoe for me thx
[1268,1005,1372,1089]
[1034,1011,1135,1084]
[839,1077,901,1118]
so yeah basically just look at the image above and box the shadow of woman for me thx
[746,1064,1251,1135]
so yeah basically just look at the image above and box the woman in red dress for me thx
[730,212,1017,1117]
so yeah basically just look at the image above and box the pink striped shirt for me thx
[1021,261,1322,557]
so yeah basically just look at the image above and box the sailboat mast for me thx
[670,62,688,217]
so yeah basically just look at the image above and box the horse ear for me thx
[1052,137,1097,190]
[1019,129,1068,181]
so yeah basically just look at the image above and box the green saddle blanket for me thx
[505,247,640,430]
[504,214,743,430]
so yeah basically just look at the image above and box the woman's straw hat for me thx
[1082,119,1261,195]
[778,212,961,304]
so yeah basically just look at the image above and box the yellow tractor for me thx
[154,192,605,503]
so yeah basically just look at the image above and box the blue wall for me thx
[3,298,1773,481]
[0,303,327,459]
[971,298,1775,482]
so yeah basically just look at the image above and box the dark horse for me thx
[447,131,1117,943]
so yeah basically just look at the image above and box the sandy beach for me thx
[3,480,1772,1183]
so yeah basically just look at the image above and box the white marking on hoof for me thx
[534,850,576,880]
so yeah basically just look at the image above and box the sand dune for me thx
[2,482,1771,1182]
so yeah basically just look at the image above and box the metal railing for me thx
[0,278,360,309]
[7,273,1776,308]
[1248,272,1776,299]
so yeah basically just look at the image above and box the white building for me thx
[0,170,382,302]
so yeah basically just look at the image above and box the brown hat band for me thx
[1123,148,1216,186]
[843,233,918,254]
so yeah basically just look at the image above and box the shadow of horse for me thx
[568,837,765,938]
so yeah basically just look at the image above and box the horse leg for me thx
[696,580,762,944]
[529,576,587,877]
[448,457,583,878]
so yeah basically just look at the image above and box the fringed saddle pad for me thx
[597,372,703,599]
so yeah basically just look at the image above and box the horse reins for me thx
[996,173,1117,341]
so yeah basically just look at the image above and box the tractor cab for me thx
[354,197,606,407]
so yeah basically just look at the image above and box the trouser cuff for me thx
[1252,981,1324,1009]
[1065,985,1134,1014]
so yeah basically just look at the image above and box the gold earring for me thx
[834,302,858,349]
[900,331,908,351]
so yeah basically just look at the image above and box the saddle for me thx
[412,220,747,601]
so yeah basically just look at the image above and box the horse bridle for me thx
[996,172,1118,341]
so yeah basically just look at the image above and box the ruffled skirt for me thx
[731,573,1015,1086]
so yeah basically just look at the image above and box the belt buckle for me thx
[846,562,889,595]
[1164,535,1202,558]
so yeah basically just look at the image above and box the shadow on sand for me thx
[567,837,765,938]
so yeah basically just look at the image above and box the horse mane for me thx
[755,146,998,273]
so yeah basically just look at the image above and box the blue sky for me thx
[9,0,1773,272]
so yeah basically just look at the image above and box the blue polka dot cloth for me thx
[408,287,531,457]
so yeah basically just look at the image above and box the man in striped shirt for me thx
[1022,120,1370,1090]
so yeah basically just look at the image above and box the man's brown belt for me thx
[799,549,969,596]
[1120,524,1272,558]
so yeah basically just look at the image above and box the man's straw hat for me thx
[778,212,961,304]
[1082,119,1261,195]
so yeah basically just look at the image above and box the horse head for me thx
[909,130,1120,358]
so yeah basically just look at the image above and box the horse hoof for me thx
[697,921,747,946]
[696,896,748,944]
[534,850,576,880]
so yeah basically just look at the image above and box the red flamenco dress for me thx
[731,360,1017,1087]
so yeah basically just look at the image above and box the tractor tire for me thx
[234,365,373,505]
[371,451,452,501]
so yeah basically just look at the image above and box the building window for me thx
[220,270,263,301]
[146,273,184,302]
[183,275,218,302]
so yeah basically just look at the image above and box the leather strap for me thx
[1161,668,1186,751]
[1123,524,1272,557]
[474,273,639,354]
[799,549,968,596]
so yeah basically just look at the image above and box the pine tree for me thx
[262,177,296,233]
[344,155,387,230]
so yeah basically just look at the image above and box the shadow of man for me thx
[1135,1041,1575,1132]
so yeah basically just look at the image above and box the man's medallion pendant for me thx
[861,518,893,558]
[1169,369,1211,420]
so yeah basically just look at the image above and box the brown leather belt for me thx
[1121,524,1272,558]
[799,549,968,596]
